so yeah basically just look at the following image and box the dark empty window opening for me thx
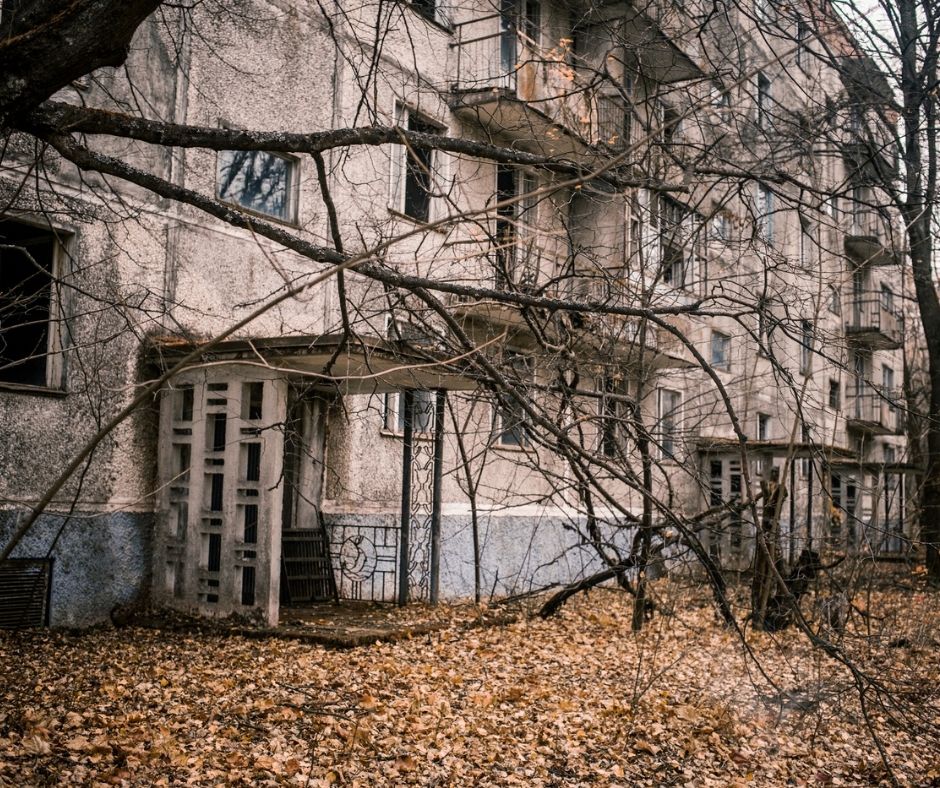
[209,474,224,511]
[209,413,227,453]
[175,385,194,421]
[244,504,258,544]
[207,533,222,572]
[241,566,256,606]
[0,220,61,388]
[244,443,261,482]
[829,379,841,409]
[243,381,264,420]
[403,112,438,222]
[411,0,436,22]
[757,73,771,129]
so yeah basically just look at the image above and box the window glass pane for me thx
[217,150,292,220]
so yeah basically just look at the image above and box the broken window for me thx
[390,107,443,223]
[495,165,539,289]
[0,220,66,389]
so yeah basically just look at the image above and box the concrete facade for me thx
[0,0,915,626]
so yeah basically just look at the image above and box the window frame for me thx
[756,182,774,243]
[710,330,731,371]
[757,413,771,441]
[383,390,437,437]
[390,104,446,224]
[800,319,815,375]
[494,352,534,448]
[494,164,540,290]
[215,149,299,224]
[657,388,682,460]
[756,72,772,129]
[0,218,70,393]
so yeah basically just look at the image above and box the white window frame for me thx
[657,388,682,460]
[756,183,774,243]
[389,103,447,223]
[216,149,299,224]
[710,331,731,371]
[0,218,70,391]
[495,164,540,289]
[383,390,436,436]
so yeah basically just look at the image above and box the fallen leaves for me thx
[0,584,937,785]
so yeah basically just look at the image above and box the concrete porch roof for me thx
[149,333,480,394]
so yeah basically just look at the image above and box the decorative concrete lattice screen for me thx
[154,372,287,625]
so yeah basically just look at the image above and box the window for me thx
[384,390,436,434]
[599,377,628,457]
[217,150,296,222]
[756,73,772,129]
[880,283,894,312]
[829,379,841,409]
[755,0,775,23]
[796,21,809,68]
[757,413,771,441]
[597,92,632,151]
[496,353,533,447]
[711,212,731,242]
[756,183,774,242]
[662,242,685,288]
[521,0,541,44]
[495,165,539,289]
[497,397,530,447]
[800,319,814,375]
[711,331,731,370]
[882,364,895,395]
[661,104,681,147]
[660,197,700,290]
[390,107,442,223]
[829,285,842,315]
[0,220,66,389]
[409,0,450,26]
[658,388,681,460]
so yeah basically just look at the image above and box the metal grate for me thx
[281,516,337,605]
[0,559,51,628]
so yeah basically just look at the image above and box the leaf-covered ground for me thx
[1,584,938,786]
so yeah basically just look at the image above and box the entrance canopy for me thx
[151,333,480,394]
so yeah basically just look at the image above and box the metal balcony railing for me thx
[843,206,895,265]
[845,296,903,349]
[451,13,531,94]
[845,387,902,434]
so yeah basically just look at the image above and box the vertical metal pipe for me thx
[806,460,814,550]
[429,390,446,604]
[398,391,414,607]
[789,460,796,564]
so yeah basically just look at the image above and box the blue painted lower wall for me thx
[0,510,152,628]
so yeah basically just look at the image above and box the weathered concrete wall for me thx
[0,511,152,628]
[323,510,634,602]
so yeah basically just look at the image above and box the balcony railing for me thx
[845,296,902,350]
[844,206,895,266]
[451,13,530,96]
[845,387,903,434]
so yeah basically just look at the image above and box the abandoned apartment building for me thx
[0,0,916,627]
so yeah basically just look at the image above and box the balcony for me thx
[845,388,903,435]
[449,14,589,158]
[843,206,896,267]
[844,295,902,350]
